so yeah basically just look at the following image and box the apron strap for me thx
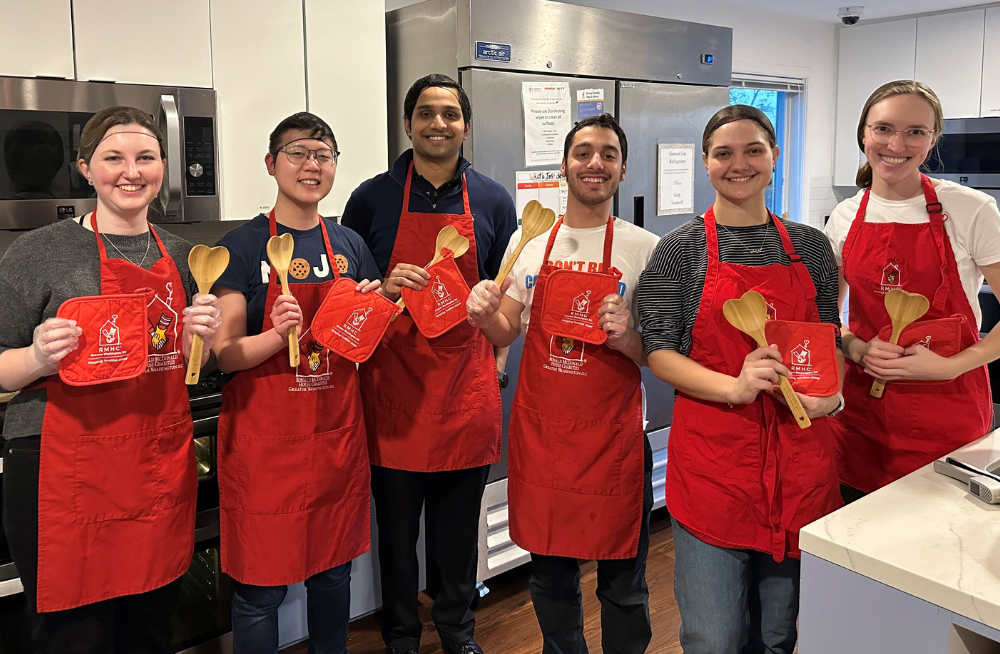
[267,210,341,285]
[771,212,816,302]
[920,174,951,312]
[841,187,872,279]
[542,215,615,269]
[402,161,472,218]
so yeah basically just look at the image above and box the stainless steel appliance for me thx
[928,117,1000,204]
[387,0,732,580]
[0,77,220,230]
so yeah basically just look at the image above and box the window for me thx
[729,75,805,221]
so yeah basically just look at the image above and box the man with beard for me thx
[465,113,658,654]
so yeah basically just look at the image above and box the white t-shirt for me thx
[503,217,660,334]
[824,179,1000,328]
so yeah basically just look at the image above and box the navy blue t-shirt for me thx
[214,214,381,336]
[341,150,517,281]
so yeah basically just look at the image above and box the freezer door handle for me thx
[633,196,645,229]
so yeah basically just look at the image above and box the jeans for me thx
[671,518,799,654]
[230,562,352,654]
[527,437,653,654]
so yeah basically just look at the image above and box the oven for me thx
[0,374,232,654]
[0,76,219,230]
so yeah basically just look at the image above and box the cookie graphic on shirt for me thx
[334,254,349,274]
[289,258,311,280]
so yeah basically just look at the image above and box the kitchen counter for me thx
[799,432,1000,652]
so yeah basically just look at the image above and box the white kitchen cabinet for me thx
[833,19,916,187]
[73,0,213,87]
[915,9,985,119]
[981,8,1000,117]
[0,0,74,79]
[210,0,306,221]
[305,0,388,218]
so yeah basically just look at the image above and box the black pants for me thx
[370,464,489,650]
[528,437,654,654]
[2,437,182,654]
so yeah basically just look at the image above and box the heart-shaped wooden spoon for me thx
[494,200,556,285]
[870,288,930,398]
[266,233,300,367]
[723,290,811,429]
[185,244,230,385]
[393,225,471,320]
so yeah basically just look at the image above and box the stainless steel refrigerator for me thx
[387,0,732,580]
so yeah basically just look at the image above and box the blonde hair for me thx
[855,80,944,188]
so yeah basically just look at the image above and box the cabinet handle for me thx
[158,95,182,215]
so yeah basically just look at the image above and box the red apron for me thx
[361,163,502,471]
[666,208,841,562]
[217,213,370,586]
[37,214,196,612]
[836,175,992,492]
[507,217,644,560]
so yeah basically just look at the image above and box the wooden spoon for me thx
[266,233,300,367]
[392,225,471,320]
[185,245,230,385]
[870,289,930,398]
[494,200,556,285]
[722,290,812,429]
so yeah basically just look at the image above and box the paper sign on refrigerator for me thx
[657,143,696,216]
[522,82,571,166]
[515,171,567,224]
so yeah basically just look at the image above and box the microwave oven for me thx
[0,76,219,230]
[927,117,1000,196]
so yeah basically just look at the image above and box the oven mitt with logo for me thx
[539,267,623,345]
[763,320,840,397]
[57,290,153,386]
[401,249,472,339]
[313,277,403,363]
[876,314,965,384]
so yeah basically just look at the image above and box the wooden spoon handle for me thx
[276,272,300,367]
[391,296,406,322]
[185,334,204,386]
[494,241,526,285]
[870,377,887,398]
[778,375,812,429]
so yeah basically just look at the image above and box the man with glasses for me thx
[342,74,516,654]
[212,112,383,653]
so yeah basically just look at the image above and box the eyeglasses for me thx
[279,146,340,167]
[866,124,935,145]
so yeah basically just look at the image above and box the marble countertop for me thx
[800,430,1000,631]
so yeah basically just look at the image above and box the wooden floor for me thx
[286,509,682,654]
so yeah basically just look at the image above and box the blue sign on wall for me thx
[476,41,512,62]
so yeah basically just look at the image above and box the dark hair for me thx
[78,106,165,164]
[562,113,628,163]
[403,74,472,127]
[268,112,337,157]
[855,80,943,188]
[702,105,777,154]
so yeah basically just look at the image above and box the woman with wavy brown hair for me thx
[825,80,1000,500]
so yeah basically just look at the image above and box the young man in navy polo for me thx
[342,74,516,654]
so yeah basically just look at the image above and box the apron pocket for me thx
[370,340,489,415]
[672,404,762,482]
[73,424,167,523]
[237,434,311,515]
[156,418,196,512]
[510,403,623,496]
[308,422,368,508]
[789,420,838,487]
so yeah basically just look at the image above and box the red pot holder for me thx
[539,267,623,345]
[876,314,966,384]
[313,277,403,363]
[56,290,153,386]
[764,320,840,397]
[401,249,471,339]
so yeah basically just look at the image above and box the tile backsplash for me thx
[0,220,249,261]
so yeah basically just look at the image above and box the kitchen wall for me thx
[386,0,841,228]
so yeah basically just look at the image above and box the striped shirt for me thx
[638,216,842,357]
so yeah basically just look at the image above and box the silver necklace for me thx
[103,229,152,267]
[720,219,770,254]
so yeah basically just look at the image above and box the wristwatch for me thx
[498,371,509,389]
[827,391,846,417]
